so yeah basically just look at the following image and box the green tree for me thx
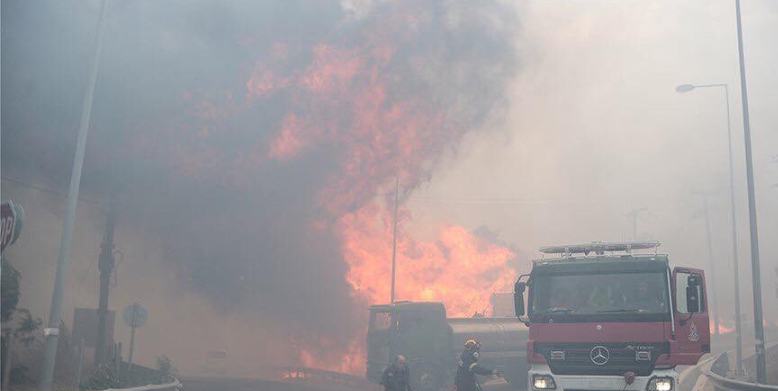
[156,356,177,378]
[1,256,21,322]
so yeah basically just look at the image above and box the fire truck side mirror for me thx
[686,275,701,314]
[514,281,526,317]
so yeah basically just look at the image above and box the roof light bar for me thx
[539,241,661,257]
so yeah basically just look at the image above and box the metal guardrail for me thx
[704,352,778,391]
[101,378,182,391]
[678,353,717,390]
[705,369,778,391]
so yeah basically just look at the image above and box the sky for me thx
[2,0,777,375]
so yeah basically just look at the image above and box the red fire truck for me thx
[513,241,710,391]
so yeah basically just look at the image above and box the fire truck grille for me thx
[534,343,670,376]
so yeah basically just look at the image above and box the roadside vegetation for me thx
[2,257,176,390]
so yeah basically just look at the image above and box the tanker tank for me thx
[448,317,528,354]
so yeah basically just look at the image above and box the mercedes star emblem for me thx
[590,346,610,365]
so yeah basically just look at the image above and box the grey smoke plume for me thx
[2,0,518,367]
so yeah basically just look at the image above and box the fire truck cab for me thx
[514,241,710,391]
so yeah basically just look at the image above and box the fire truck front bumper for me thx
[528,365,679,391]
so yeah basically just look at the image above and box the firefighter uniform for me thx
[381,361,411,391]
[454,341,495,391]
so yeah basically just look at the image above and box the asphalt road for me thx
[183,376,326,391]
[483,378,523,391]
[183,376,522,391]
[184,334,768,391]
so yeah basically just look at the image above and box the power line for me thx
[412,196,675,205]
[1,177,105,205]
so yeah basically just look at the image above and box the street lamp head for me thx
[676,84,696,93]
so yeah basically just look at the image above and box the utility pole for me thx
[735,0,767,383]
[39,2,107,389]
[626,207,647,240]
[94,195,117,366]
[693,192,720,336]
[390,177,399,304]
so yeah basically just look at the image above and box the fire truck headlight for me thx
[532,374,556,389]
[647,377,673,391]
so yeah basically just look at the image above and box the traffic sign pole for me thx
[128,306,137,371]
[128,325,136,372]
[122,303,147,373]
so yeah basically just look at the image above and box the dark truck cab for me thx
[367,301,529,390]
[514,241,710,391]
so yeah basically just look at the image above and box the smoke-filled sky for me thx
[409,0,778,333]
[3,0,521,373]
[2,0,777,375]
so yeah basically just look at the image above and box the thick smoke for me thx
[2,0,518,369]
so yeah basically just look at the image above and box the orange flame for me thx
[164,2,517,375]
[340,203,517,317]
[246,34,514,372]
[298,337,366,375]
[715,324,736,334]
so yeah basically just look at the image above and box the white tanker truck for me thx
[366,301,529,390]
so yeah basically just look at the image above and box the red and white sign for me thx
[1,200,24,253]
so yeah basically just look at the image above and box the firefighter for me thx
[381,355,411,391]
[454,340,499,391]
[630,279,665,313]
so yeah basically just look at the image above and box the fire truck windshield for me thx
[530,272,670,320]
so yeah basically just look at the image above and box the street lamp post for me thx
[676,83,742,372]
[38,2,107,390]
[674,0,767,381]
[734,0,767,383]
